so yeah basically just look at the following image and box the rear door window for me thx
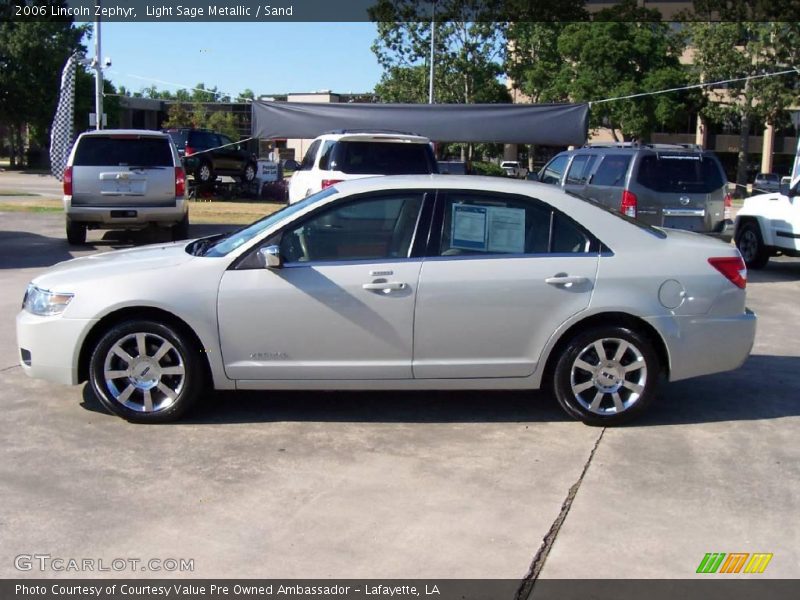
[565,155,597,185]
[592,155,631,187]
[636,154,724,193]
[73,137,173,167]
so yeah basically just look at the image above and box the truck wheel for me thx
[66,219,87,245]
[736,222,769,269]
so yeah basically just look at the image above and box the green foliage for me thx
[162,101,240,140]
[205,110,239,140]
[471,161,505,177]
[161,102,194,129]
[0,2,87,163]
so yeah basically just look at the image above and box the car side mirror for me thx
[258,245,283,269]
[779,181,796,198]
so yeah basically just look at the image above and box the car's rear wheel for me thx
[735,222,769,269]
[66,219,86,245]
[242,162,256,183]
[195,161,214,185]
[171,214,190,241]
[553,326,659,426]
[89,320,203,423]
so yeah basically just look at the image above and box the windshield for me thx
[74,136,173,167]
[201,187,338,257]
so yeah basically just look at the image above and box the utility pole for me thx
[93,0,104,129]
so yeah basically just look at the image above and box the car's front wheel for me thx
[735,222,769,269]
[553,326,659,426]
[89,320,203,423]
[195,161,215,185]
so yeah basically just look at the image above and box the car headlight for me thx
[22,284,74,316]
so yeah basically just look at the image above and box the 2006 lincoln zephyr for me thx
[17,175,756,424]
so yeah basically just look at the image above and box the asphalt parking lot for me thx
[0,173,798,583]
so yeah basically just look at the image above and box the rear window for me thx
[187,131,218,150]
[329,141,433,175]
[592,155,631,187]
[636,154,724,193]
[165,130,188,150]
[73,136,173,167]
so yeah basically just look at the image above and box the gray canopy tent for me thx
[251,101,589,146]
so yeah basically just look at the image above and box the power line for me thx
[590,68,799,105]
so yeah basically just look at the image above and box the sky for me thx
[99,22,384,99]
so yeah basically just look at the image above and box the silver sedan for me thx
[17,175,756,425]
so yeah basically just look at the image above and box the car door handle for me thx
[545,275,588,286]
[362,281,407,291]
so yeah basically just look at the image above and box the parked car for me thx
[18,175,755,425]
[164,128,257,185]
[437,160,468,175]
[537,143,733,239]
[287,131,438,203]
[500,160,528,178]
[734,174,800,268]
[62,129,188,245]
[752,172,781,194]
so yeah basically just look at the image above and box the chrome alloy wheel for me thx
[102,332,185,413]
[569,337,647,415]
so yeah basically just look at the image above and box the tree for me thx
[238,88,256,101]
[689,22,800,188]
[553,0,696,142]
[161,102,194,129]
[0,1,86,165]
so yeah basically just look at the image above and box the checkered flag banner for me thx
[49,53,79,181]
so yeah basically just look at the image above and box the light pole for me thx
[93,0,104,129]
[428,1,435,104]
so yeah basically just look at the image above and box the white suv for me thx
[288,131,437,203]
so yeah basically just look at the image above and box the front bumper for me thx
[16,311,97,385]
[645,309,757,382]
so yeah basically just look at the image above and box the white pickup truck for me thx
[734,174,800,268]
[500,160,528,179]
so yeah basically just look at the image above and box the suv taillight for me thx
[184,145,195,156]
[723,193,732,221]
[620,190,637,218]
[708,256,747,289]
[63,166,73,196]
[322,179,343,189]
[175,166,186,197]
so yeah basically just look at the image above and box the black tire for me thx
[66,219,87,245]
[195,161,215,184]
[735,222,769,269]
[242,161,257,183]
[89,320,203,423]
[553,326,660,426]
[171,214,190,241]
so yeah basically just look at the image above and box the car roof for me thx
[317,132,431,144]
[79,129,170,138]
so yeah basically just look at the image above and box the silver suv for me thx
[538,143,732,238]
[63,130,188,244]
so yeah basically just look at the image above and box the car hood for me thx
[32,241,194,291]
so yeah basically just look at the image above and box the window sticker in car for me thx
[451,203,526,253]
[487,207,525,253]
[452,204,488,250]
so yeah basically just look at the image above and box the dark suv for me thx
[537,143,733,239]
[164,128,257,185]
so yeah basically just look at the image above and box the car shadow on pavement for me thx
[78,355,799,426]
[636,354,800,426]
[0,230,74,269]
[747,261,800,283]
[80,386,570,424]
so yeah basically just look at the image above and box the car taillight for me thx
[723,193,732,221]
[322,179,343,189]
[175,166,186,197]
[708,256,747,289]
[63,166,72,196]
[184,145,195,156]
[620,190,637,218]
